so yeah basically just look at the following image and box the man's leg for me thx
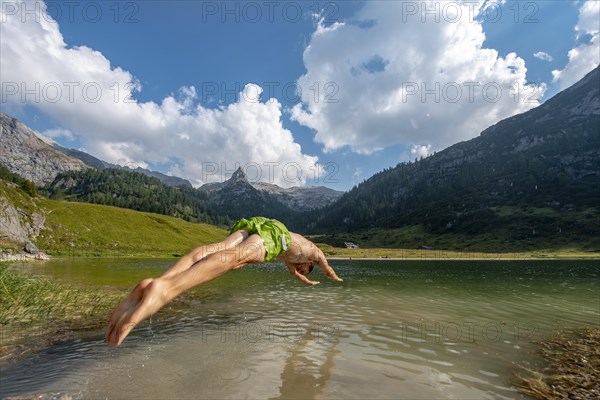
[160,230,248,279]
[107,234,266,346]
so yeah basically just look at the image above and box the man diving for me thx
[106,217,343,346]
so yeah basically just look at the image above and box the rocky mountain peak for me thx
[0,112,88,185]
[229,167,248,184]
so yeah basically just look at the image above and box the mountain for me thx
[41,165,339,227]
[251,182,343,210]
[1,111,340,215]
[0,112,192,187]
[308,67,600,243]
[0,110,335,227]
[4,64,598,251]
[0,113,89,185]
[203,167,343,211]
[204,167,295,220]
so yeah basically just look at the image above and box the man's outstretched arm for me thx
[286,263,320,286]
[314,248,343,282]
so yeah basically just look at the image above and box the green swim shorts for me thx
[230,217,292,262]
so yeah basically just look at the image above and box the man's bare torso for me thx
[277,232,320,264]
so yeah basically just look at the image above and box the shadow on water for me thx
[274,329,341,400]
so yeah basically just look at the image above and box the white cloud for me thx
[533,51,553,62]
[575,0,600,35]
[291,1,545,154]
[0,1,319,188]
[42,127,75,141]
[552,1,600,90]
[352,167,363,185]
[411,144,432,159]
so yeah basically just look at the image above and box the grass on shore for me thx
[37,198,228,257]
[0,264,125,360]
[515,327,600,399]
[309,216,600,259]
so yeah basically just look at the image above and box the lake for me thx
[1,258,598,399]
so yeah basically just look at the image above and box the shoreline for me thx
[327,256,600,260]
[2,253,599,262]
[326,252,600,260]
[0,252,50,262]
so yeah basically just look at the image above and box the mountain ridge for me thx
[0,112,193,187]
[0,112,342,209]
[2,66,599,251]
[202,167,343,211]
[0,113,89,185]
[306,66,600,239]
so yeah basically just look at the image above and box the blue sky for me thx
[1,1,598,190]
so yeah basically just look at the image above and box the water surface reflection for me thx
[1,259,598,399]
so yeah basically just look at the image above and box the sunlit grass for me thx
[39,203,227,257]
[0,264,125,359]
[37,198,228,256]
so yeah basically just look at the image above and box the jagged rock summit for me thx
[228,167,250,185]
[202,166,343,211]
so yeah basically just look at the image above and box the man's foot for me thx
[106,278,169,346]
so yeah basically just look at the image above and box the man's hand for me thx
[326,269,343,282]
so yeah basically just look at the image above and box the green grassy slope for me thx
[1,181,228,257]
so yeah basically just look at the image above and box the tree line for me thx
[41,168,230,227]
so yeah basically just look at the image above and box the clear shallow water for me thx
[1,259,599,399]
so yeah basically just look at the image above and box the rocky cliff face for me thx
[0,112,192,188]
[416,66,600,184]
[252,182,343,210]
[0,113,89,185]
[0,182,46,244]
